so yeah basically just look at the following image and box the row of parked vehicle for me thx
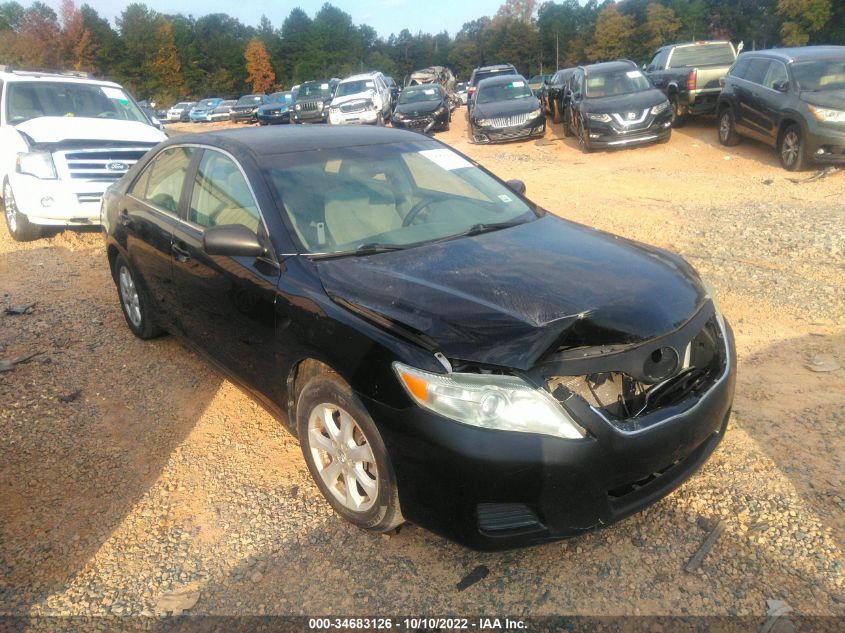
[534,42,844,170]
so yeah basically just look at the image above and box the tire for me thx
[779,124,807,171]
[552,100,561,124]
[562,106,572,138]
[376,112,385,127]
[297,372,403,532]
[112,254,162,339]
[578,116,592,153]
[670,96,687,128]
[3,178,42,242]
[444,114,451,132]
[717,107,740,147]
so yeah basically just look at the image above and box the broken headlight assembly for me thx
[393,362,586,439]
[651,100,670,115]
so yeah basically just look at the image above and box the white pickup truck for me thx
[0,67,166,241]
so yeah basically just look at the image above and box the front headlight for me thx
[528,108,542,118]
[651,100,670,115]
[474,118,490,127]
[393,362,586,440]
[295,103,301,111]
[16,151,57,179]
[808,104,845,123]
[316,101,323,110]
[393,112,404,121]
[586,112,612,122]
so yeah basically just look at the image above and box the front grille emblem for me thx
[106,162,128,171]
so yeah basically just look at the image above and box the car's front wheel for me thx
[552,100,561,124]
[779,124,806,171]
[670,96,687,127]
[717,107,740,146]
[297,372,403,532]
[3,178,43,242]
[578,116,592,153]
[113,254,162,339]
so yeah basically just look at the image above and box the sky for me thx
[49,0,503,39]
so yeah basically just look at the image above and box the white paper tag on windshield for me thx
[626,70,644,79]
[321,83,329,89]
[424,88,435,94]
[511,80,525,87]
[419,149,472,171]
[102,87,125,100]
[498,194,513,203]
[365,81,374,88]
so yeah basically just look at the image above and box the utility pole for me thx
[556,32,559,69]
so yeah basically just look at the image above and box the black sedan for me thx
[390,83,450,134]
[102,126,735,551]
[468,74,546,143]
[566,61,672,152]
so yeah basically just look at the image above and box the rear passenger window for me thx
[138,146,194,214]
[745,59,772,86]
[189,150,261,232]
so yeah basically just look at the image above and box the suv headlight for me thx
[16,151,57,179]
[393,362,586,440]
[295,103,301,111]
[528,108,542,118]
[586,112,612,122]
[808,105,845,123]
[651,100,670,115]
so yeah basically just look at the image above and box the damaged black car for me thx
[102,126,735,551]
[391,83,451,134]
[468,74,546,143]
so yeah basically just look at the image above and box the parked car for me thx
[209,99,236,122]
[467,74,545,143]
[565,61,672,152]
[542,67,577,123]
[293,80,336,123]
[528,74,551,95]
[716,46,845,171]
[102,125,735,550]
[166,101,195,122]
[230,94,269,123]
[467,63,518,108]
[455,82,468,105]
[138,105,164,131]
[257,91,296,125]
[189,98,224,123]
[0,65,166,241]
[385,76,400,110]
[645,40,738,127]
[390,83,450,134]
[328,72,393,126]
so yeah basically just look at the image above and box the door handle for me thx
[172,243,191,263]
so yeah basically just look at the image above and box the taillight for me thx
[719,76,725,88]
[468,86,477,95]
[687,69,697,91]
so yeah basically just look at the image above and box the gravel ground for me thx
[0,114,843,622]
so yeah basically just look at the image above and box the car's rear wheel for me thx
[717,107,740,147]
[3,178,42,242]
[562,106,572,137]
[113,254,162,339]
[670,96,687,127]
[297,372,403,532]
[779,124,806,171]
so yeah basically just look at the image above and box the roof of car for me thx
[0,68,122,87]
[474,64,517,71]
[661,40,732,49]
[477,74,527,89]
[580,60,638,75]
[341,72,382,82]
[167,125,428,158]
[739,45,845,63]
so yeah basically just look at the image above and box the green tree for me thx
[148,19,183,102]
[670,0,708,40]
[640,3,682,52]
[587,3,635,62]
[778,0,832,45]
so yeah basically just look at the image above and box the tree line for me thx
[0,0,842,105]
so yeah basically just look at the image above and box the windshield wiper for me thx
[307,243,407,260]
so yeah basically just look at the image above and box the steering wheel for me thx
[402,197,439,227]
[96,111,118,119]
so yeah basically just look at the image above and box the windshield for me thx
[196,98,217,108]
[477,79,533,104]
[670,43,735,67]
[269,91,294,104]
[299,82,333,99]
[399,87,442,104]
[237,95,263,105]
[336,80,375,98]
[173,102,191,109]
[264,142,536,255]
[792,59,845,91]
[586,69,651,98]
[456,83,467,91]
[6,81,149,125]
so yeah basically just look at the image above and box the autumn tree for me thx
[587,3,635,62]
[640,3,682,52]
[59,0,93,70]
[778,0,832,45]
[244,38,275,93]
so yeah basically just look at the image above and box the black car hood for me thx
[316,215,707,370]
[583,89,665,114]
[473,97,540,120]
[801,89,845,109]
[394,100,442,116]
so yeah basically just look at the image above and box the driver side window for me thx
[188,150,261,232]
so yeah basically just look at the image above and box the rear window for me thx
[669,43,735,68]
[474,68,515,85]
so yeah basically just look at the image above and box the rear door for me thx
[170,148,282,400]
[756,59,790,145]
[734,58,772,141]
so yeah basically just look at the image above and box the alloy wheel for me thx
[4,181,17,234]
[781,130,800,167]
[118,265,142,328]
[307,403,378,512]
[719,112,731,143]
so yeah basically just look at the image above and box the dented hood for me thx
[316,215,707,370]
[14,117,166,146]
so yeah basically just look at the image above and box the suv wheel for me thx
[3,178,42,242]
[578,116,592,153]
[297,372,403,532]
[670,97,687,127]
[779,124,806,171]
[717,107,740,147]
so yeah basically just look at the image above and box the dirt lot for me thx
[1,112,843,621]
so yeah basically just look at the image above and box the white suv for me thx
[0,67,167,241]
[328,72,392,126]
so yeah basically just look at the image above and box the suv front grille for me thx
[54,147,153,182]
[300,101,321,112]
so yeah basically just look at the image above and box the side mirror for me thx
[505,179,526,195]
[772,80,789,93]
[203,224,264,258]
